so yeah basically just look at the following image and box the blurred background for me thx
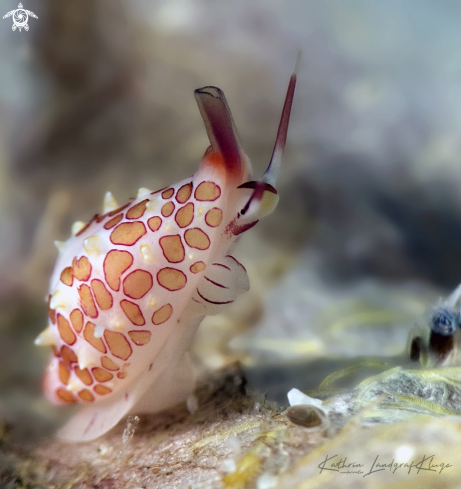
[2,0,461,439]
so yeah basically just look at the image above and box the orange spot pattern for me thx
[58,362,70,385]
[57,314,76,345]
[92,367,113,382]
[128,330,151,345]
[157,268,187,291]
[72,256,92,282]
[205,207,223,227]
[184,228,210,250]
[162,188,175,199]
[175,203,194,228]
[61,345,78,368]
[101,356,119,371]
[57,388,77,404]
[78,284,98,318]
[148,216,162,232]
[104,213,123,230]
[123,269,153,299]
[78,389,95,402]
[190,261,206,274]
[152,303,173,325]
[47,176,225,404]
[126,199,148,220]
[83,322,107,353]
[161,201,175,217]
[110,221,146,246]
[120,299,145,325]
[74,366,93,385]
[176,183,193,203]
[147,216,162,232]
[94,384,112,395]
[104,330,132,360]
[70,309,83,333]
[195,181,221,201]
[104,250,133,291]
[159,235,185,263]
[91,279,113,310]
[95,213,106,224]
[60,267,73,286]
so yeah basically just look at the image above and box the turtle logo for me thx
[3,3,38,32]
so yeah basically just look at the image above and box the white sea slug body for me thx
[35,56,300,442]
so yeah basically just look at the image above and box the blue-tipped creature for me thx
[408,285,461,366]
[430,307,457,336]
[421,285,461,364]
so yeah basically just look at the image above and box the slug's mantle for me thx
[35,56,300,442]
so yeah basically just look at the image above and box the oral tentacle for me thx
[194,86,247,181]
[262,50,301,187]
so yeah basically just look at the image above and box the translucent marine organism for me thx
[35,54,301,442]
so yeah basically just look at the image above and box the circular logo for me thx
[13,8,28,28]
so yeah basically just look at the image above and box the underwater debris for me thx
[285,405,326,429]
[121,415,139,450]
[186,394,199,414]
[287,388,326,411]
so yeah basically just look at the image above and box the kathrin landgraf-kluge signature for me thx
[318,454,452,477]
